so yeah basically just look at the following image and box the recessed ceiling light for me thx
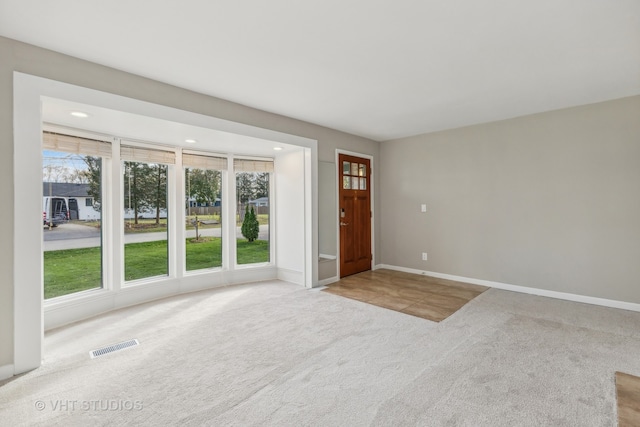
[70,111,89,118]
[185,139,197,144]
[273,147,283,151]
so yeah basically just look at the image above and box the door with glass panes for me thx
[338,153,371,277]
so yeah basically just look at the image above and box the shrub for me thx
[241,206,259,242]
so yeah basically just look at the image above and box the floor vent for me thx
[90,339,139,358]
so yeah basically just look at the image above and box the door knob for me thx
[340,222,349,226]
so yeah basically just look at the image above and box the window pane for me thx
[351,162,358,176]
[236,172,270,265]
[343,161,350,175]
[360,177,367,190]
[43,150,103,299]
[343,176,351,189]
[351,176,359,190]
[359,163,366,177]
[123,161,168,281]
[185,167,222,271]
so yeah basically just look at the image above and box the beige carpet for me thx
[2,280,640,426]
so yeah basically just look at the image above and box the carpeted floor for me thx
[2,279,640,426]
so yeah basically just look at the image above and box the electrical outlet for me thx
[421,204,427,213]
[422,252,428,261]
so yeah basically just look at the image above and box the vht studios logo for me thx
[35,399,143,411]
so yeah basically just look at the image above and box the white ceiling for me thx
[41,98,300,157]
[2,0,639,141]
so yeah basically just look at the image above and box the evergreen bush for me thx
[241,206,259,242]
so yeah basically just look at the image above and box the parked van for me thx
[43,196,69,227]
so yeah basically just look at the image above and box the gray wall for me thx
[380,95,640,303]
[0,36,379,371]
[318,161,337,257]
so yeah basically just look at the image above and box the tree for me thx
[124,162,149,225]
[152,164,167,225]
[236,172,255,222]
[83,156,102,210]
[255,172,269,199]
[186,168,220,211]
[241,206,259,242]
[236,172,256,204]
[62,167,89,184]
[42,164,66,183]
[122,162,168,225]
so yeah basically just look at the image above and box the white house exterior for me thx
[42,182,100,221]
[43,182,170,220]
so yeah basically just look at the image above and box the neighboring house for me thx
[43,182,168,221]
[187,197,221,207]
[248,197,268,207]
[42,182,100,221]
[123,207,167,220]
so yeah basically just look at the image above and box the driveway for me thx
[43,222,99,241]
[43,223,269,251]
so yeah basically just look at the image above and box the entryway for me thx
[338,152,372,277]
[324,269,489,322]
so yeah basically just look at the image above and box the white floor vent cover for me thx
[90,339,139,358]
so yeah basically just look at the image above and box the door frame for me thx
[335,149,375,279]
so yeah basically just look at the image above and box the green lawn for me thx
[124,240,169,280]
[44,238,270,299]
[124,219,168,234]
[236,239,270,264]
[44,246,102,299]
[186,238,222,271]
[236,214,269,226]
[76,214,266,233]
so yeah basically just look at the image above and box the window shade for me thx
[42,131,112,158]
[234,159,274,173]
[183,153,228,170]
[121,145,176,164]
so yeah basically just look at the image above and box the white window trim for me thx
[13,72,318,378]
[182,153,226,275]
[233,167,274,269]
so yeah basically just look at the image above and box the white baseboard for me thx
[319,254,337,260]
[277,268,304,286]
[317,276,339,287]
[0,364,14,381]
[44,268,278,331]
[375,264,640,313]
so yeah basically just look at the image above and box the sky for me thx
[42,150,88,182]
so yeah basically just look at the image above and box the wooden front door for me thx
[338,153,372,277]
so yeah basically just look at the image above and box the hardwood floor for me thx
[323,269,488,322]
[616,372,640,426]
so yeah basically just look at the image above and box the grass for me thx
[44,238,270,299]
[124,240,169,280]
[73,214,268,232]
[236,214,269,226]
[186,237,222,270]
[124,219,168,234]
[186,214,221,227]
[72,219,171,233]
[236,239,270,264]
[44,246,102,299]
